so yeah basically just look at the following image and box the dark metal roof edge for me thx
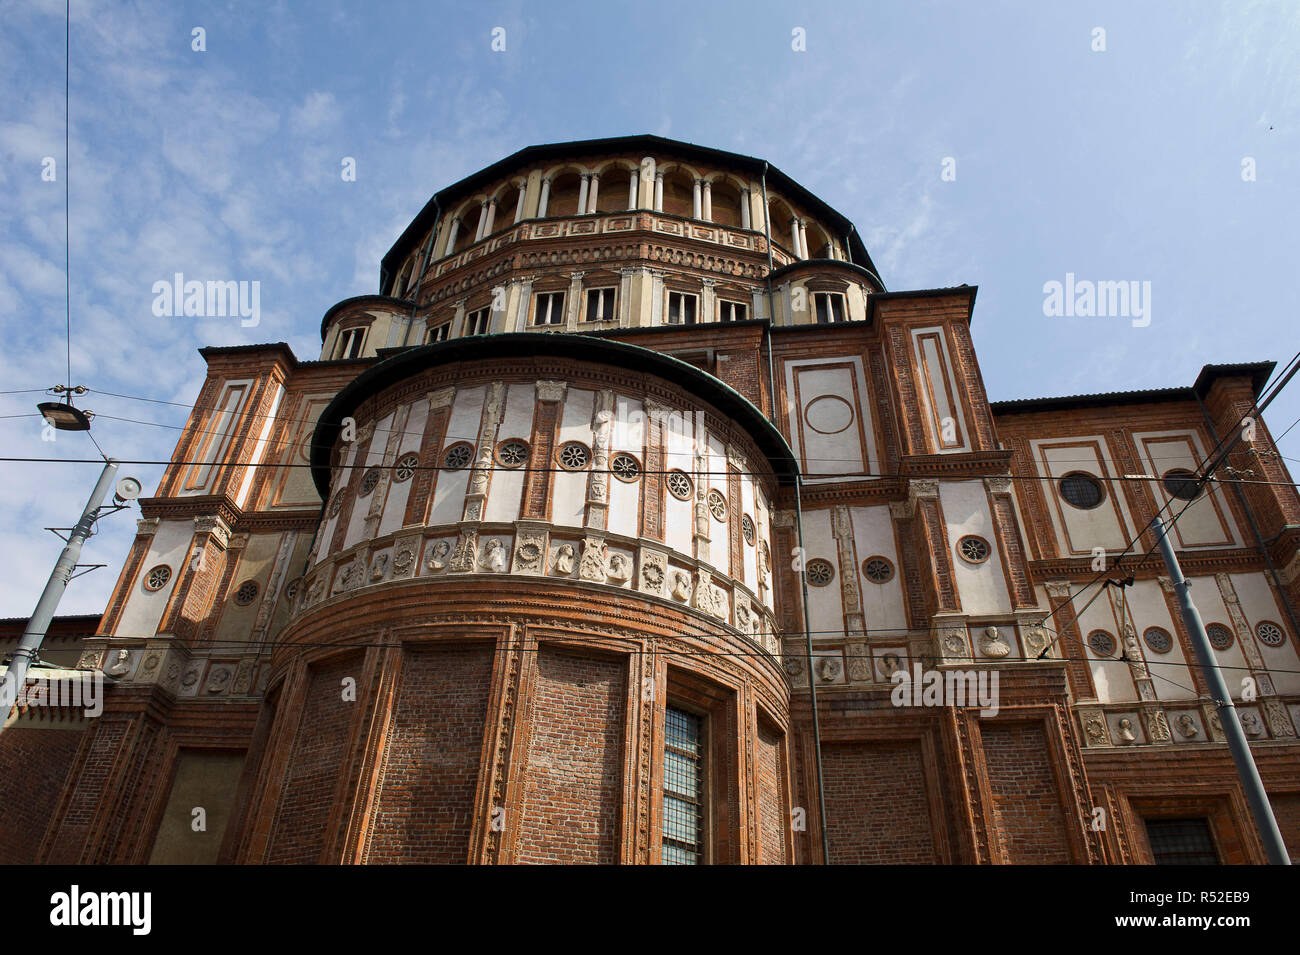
[380,134,879,287]
[319,294,417,342]
[309,333,798,498]
[992,361,1278,415]
[766,257,885,290]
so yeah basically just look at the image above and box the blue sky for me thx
[1,0,1297,615]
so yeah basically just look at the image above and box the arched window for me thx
[594,168,632,213]
[453,204,482,254]
[547,171,583,217]
[709,179,743,228]
[661,169,694,218]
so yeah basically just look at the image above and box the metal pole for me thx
[793,476,831,864]
[0,458,118,736]
[1151,513,1290,864]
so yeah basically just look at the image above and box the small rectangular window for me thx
[534,291,566,326]
[465,307,490,336]
[719,300,747,322]
[585,287,616,322]
[813,292,846,324]
[336,327,366,359]
[667,291,698,325]
[1145,818,1219,865]
[662,706,704,865]
[426,323,451,343]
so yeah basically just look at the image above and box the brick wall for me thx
[0,727,83,863]
[266,654,360,863]
[981,722,1071,863]
[755,719,787,864]
[365,647,494,863]
[1268,791,1300,863]
[821,740,938,864]
[515,649,626,864]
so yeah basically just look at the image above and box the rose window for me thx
[496,440,529,468]
[611,452,640,481]
[233,580,259,606]
[144,565,172,591]
[707,489,728,521]
[957,535,990,564]
[558,442,590,470]
[359,467,381,496]
[393,452,419,482]
[666,470,693,500]
[805,559,835,586]
[442,443,472,470]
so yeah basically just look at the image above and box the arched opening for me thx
[662,169,695,219]
[499,183,523,225]
[594,167,632,213]
[453,203,482,254]
[806,223,833,259]
[767,198,796,254]
[709,179,743,228]
[547,171,583,217]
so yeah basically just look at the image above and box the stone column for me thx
[482,198,497,236]
[701,180,712,221]
[790,216,802,258]
[514,187,526,223]
[565,272,584,330]
[537,177,551,218]
[442,216,460,257]
[740,188,751,229]
[653,172,664,212]
[451,298,468,337]
[577,174,590,216]
[586,174,599,213]
[692,179,702,219]
[474,201,488,242]
[627,169,638,210]
[799,220,809,259]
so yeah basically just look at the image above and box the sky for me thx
[1,0,1297,617]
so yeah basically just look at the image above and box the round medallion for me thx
[862,556,894,584]
[1206,623,1234,651]
[741,515,756,545]
[666,470,693,500]
[806,559,835,586]
[707,489,728,522]
[956,535,990,564]
[442,443,472,470]
[496,440,529,468]
[393,452,419,482]
[359,467,381,496]
[803,395,854,435]
[233,580,259,606]
[143,565,172,592]
[1142,627,1173,654]
[558,442,590,470]
[1087,630,1116,656]
[1256,621,1285,648]
[611,452,640,481]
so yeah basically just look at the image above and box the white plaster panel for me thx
[941,480,1012,615]
[117,520,194,637]
[800,509,842,637]
[911,327,969,452]
[183,379,252,494]
[1231,572,1300,695]
[1133,430,1238,548]
[850,505,907,633]
[343,410,394,549]
[1031,438,1133,554]
[1125,580,1197,701]
[1183,577,1253,699]
[783,357,876,484]
[1076,591,1138,703]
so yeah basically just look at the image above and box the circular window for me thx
[496,440,529,468]
[558,442,590,470]
[233,580,259,606]
[359,467,381,496]
[1087,630,1116,656]
[611,452,640,481]
[666,470,693,500]
[1206,623,1234,650]
[143,565,172,592]
[1256,621,1285,648]
[1143,627,1173,654]
[328,493,345,518]
[285,577,301,600]
[741,515,756,545]
[862,556,895,584]
[707,489,728,522]
[1163,469,1202,501]
[442,443,472,470]
[1059,472,1104,509]
[956,535,990,564]
[393,452,419,483]
[806,559,835,586]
